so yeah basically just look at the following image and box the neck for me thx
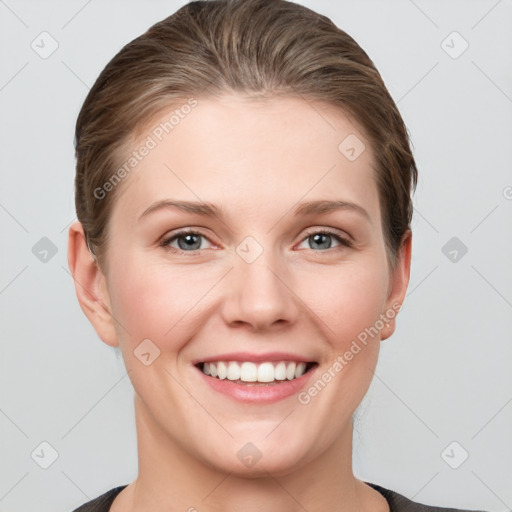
[114,395,386,512]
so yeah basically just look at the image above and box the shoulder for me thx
[366,482,488,512]
[71,481,488,512]
[70,485,128,512]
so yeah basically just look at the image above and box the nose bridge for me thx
[223,238,298,329]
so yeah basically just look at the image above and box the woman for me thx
[67,0,486,510]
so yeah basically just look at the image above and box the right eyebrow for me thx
[138,200,224,222]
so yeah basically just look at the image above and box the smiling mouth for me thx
[197,361,317,385]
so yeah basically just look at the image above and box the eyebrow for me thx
[138,199,371,224]
[139,199,223,221]
[294,200,371,223]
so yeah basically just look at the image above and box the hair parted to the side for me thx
[74,0,417,272]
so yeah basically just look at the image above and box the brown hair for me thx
[74,0,417,271]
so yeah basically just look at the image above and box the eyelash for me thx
[160,228,353,255]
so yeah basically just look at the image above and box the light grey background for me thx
[1,1,511,511]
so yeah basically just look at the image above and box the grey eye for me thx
[176,233,203,250]
[308,233,334,250]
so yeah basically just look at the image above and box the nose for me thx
[220,251,300,332]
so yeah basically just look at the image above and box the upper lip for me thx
[193,352,316,365]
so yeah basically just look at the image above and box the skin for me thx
[68,94,411,512]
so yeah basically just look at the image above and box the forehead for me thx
[110,94,380,226]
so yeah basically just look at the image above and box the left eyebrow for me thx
[293,200,372,224]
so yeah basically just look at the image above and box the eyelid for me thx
[160,228,216,253]
[297,227,353,249]
[160,226,353,254]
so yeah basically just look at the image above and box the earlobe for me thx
[381,230,412,341]
[67,221,119,347]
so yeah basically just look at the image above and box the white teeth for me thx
[274,362,287,381]
[286,362,296,380]
[240,362,257,382]
[257,362,275,383]
[217,361,227,380]
[295,362,306,379]
[227,361,241,381]
[201,360,310,383]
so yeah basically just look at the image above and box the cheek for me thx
[107,254,221,349]
[300,259,390,348]
[107,249,390,357]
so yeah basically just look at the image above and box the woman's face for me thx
[81,94,410,475]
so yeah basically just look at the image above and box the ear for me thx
[67,221,118,347]
[380,230,412,341]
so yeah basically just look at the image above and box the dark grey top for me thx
[71,482,487,511]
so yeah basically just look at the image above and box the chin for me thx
[194,430,316,478]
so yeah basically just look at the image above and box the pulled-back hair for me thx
[74,0,417,270]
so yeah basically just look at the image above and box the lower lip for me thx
[196,365,317,403]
